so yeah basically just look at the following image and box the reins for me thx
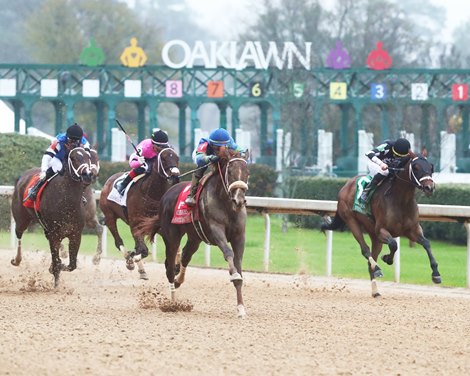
[67,147,92,182]
[391,157,433,190]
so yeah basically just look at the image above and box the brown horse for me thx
[60,149,104,265]
[138,151,250,318]
[99,147,180,279]
[11,147,93,287]
[321,154,438,297]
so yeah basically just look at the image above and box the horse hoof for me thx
[92,255,101,265]
[230,272,243,282]
[126,259,135,271]
[10,259,20,266]
[372,292,381,298]
[432,275,442,284]
[381,254,393,265]
[373,269,383,279]
[138,271,149,280]
[237,304,247,318]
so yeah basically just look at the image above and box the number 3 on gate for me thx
[371,83,386,100]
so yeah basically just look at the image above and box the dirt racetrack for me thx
[0,249,469,376]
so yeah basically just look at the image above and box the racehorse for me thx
[11,147,93,287]
[99,147,180,279]
[137,150,250,318]
[59,149,104,265]
[321,153,439,297]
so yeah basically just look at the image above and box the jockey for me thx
[360,137,411,203]
[24,123,91,202]
[115,129,170,195]
[185,128,244,207]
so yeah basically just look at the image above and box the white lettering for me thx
[237,41,262,70]
[161,40,191,69]
[160,40,312,70]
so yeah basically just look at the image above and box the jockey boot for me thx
[116,174,133,195]
[185,174,202,207]
[23,178,44,202]
[361,174,386,203]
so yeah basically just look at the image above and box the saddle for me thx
[22,174,50,211]
[352,175,373,216]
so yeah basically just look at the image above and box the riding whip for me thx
[115,119,141,156]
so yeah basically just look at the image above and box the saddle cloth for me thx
[171,178,208,224]
[106,173,144,207]
[22,174,48,211]
[171,183,192,224]
[352,175,372,216]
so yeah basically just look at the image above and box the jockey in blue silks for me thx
[24,123,91,202]
[185,128,244,207]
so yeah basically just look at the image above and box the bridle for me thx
[155,147,180,180]
[67,147,92,182]
[218,157,249,195]
[408,156,434,190]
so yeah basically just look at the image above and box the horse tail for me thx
[134,215,160,242]
[320,213,346,233]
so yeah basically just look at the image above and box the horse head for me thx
[409,155,435,196]
[67,147,93,185]
[219,150,250,210]
[155,147,180,184]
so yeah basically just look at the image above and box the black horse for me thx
[321,154,438,297]
[138,150,250,317]
[11,147,93,287]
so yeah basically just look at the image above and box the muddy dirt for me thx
[0,249,469,375]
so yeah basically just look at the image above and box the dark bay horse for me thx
[321,154,439,297]
[11,147,93,287]
[60,149,104,265]
[99,147,180,279]
[138,151,250,318]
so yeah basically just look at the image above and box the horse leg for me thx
[133,237,149,280]
[415,233,441,284]
[175,236,201,288]
[231,237,246,318]
[92,220,104,265]
[65,232,81,272]
[348,221,383,297]
[105,215,134,270]
[379,229,398,265]
[11,219,30,266]
[48,236,63,288]
[163,235,181,301]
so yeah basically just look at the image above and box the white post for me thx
[10,199,15,249]
[276,129,284,172]
[326,230,333,277]
[152,235,157,262]
[263,212,271,272]
[357,130,374,174]
[465,222,470,288]
[317,129,333,174]
[204,244,211,267]
[394,237,400,283]
[111,128,126,162]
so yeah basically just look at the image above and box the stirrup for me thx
[23,189,36,202]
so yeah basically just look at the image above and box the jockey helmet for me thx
[209,128,230,147]
[66,123,83,141]
[151,129,169,146]
[392,138,411,157]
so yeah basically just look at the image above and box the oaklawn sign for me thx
[161,40,312,70]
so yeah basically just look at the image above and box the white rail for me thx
[2,185,470,288]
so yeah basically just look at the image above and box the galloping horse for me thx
[60,149,104,264]
[138,150,250,318]
[99,147,180,279]
[11,147,93,287]
[321,154,439,297]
